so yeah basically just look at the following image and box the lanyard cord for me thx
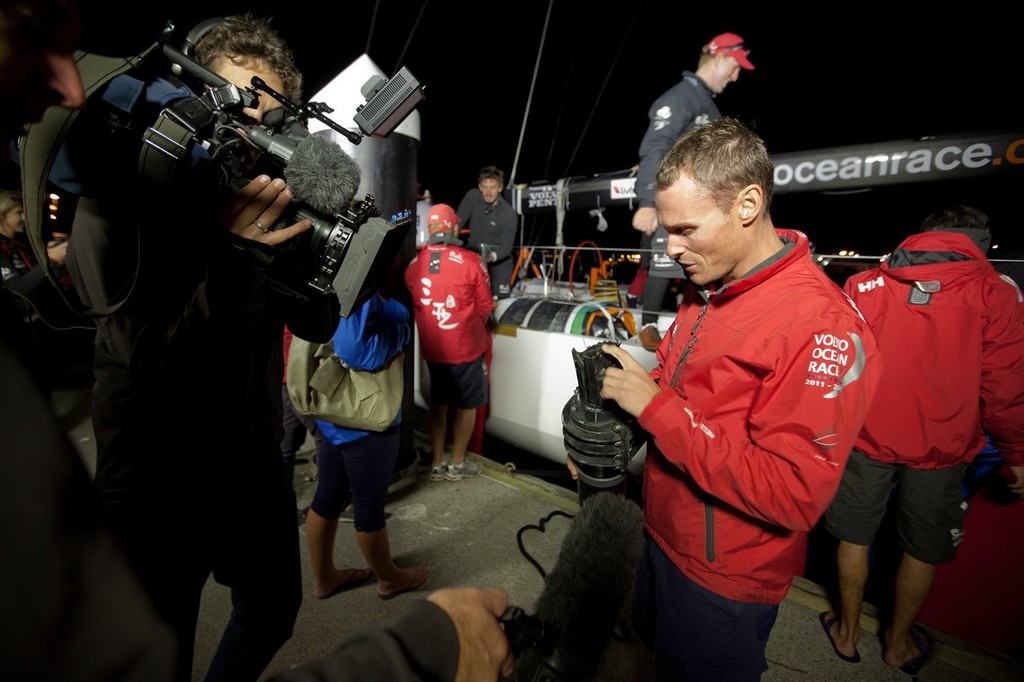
[666,297,710,389]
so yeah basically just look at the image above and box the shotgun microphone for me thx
[503,492,646,681]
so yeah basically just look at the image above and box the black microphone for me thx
[283,134,361,215]
[505,492,646,681]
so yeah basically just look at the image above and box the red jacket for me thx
[639,229,881,604]
[404,242,494,364]
[844,230,1024,468]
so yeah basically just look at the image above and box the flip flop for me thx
[377,565,429,600]
[896,628,933,676]
[819,611,861,663]
[315,568,371,600]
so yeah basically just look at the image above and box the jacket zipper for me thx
[665,293,715,561]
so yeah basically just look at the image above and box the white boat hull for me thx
[412,284,674,465]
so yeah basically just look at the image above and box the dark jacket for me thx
[635,71,720,209]
[456,188,517,264]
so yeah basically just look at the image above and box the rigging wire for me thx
[508,1,644,290]
[392,0,429,76]
[508,0,554,188]
[363,0,427,74]
[559,3,643,180]
[364,0,380,55]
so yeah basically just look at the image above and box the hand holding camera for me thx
[219,174,312,246]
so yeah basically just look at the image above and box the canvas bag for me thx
[286,335,403,432]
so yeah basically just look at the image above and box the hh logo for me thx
[856,276,884,293]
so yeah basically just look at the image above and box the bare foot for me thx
[377,565,429,600]
[313,567,371,600]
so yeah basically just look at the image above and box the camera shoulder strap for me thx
[19,44,161,317]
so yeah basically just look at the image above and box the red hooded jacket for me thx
[844,230,1024,468]
[639,229,881,604]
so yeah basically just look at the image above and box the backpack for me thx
[18,41,193,318]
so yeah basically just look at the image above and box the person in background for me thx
[404,203,493,482]
[0,189,69,317]
[457,165,517,299]
[305,293,429,601]
[820,205,1024,675]
[0,188,80,382]
[631,32,753,351]
[0,3,515,681]
[573,118,881,680]
[283,325,323,524]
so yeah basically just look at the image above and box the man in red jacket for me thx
[585,117,881,680]
[404,203,494,482]
[820,205,1024,675]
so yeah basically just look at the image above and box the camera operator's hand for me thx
[427,587,516,682]
[598,343,660,418]
[219,174,312,246]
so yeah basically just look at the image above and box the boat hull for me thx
[412,292,672,465]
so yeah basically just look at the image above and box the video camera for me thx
[139,20,424,315]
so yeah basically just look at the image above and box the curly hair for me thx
[193,13,302,101]
[477,165,505,186]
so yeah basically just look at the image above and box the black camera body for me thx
[137,30,417,315]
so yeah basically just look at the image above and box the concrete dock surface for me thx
[52,385,1022,681]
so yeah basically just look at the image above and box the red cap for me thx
[427,203,459,234]
[704,33,754,70]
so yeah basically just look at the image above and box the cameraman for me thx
[63,14,338,682]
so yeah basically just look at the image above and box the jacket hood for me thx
[883,231,993,286]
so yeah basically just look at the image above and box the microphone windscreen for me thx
[285,134,361,215]
[534,492,646,677]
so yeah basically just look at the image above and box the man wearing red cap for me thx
[632,32,754,352]
[404,203,494,483]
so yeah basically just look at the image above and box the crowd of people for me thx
[2,3,1022,682]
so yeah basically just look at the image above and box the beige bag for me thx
[286,335,403,432]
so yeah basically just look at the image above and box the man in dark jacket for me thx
[631,32,753,351]
[457,165,517,299]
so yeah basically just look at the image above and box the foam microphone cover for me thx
[534,492,646,677]
[285,134,361,215]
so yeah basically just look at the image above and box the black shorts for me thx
[824,450,967,565]
[427,355,488,409]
